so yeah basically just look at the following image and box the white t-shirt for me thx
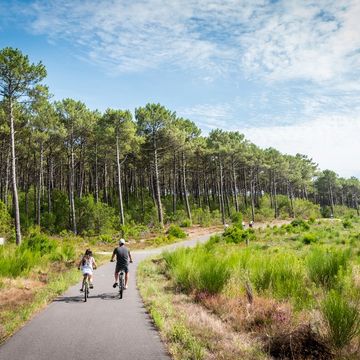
[81,256,95,271]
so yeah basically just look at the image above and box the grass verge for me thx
[137,257,267,360]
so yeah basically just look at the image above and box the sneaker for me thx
[113,282,118,288]
[89,283,94,289]
[125,285,128,289]
[80,288,84,292]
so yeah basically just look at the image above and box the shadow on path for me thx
[54,292,122,303]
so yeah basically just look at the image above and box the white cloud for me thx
[179,103,234,131]
[242,116,360,178]
[10,0,359,87]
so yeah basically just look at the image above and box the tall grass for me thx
[0,246,40,277]
[163,247,231,294]
[306,247,350,289]
[322,290,360,349]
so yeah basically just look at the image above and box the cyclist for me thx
[78,249,97,291]
[110,238,133,289]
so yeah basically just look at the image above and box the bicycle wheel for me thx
[84,281,89,302]
[119,273,123,299]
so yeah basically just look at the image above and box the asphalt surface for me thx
[0,233,215,360]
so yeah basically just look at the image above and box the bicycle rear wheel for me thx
[119,273,124,299]
[84,281,89,302]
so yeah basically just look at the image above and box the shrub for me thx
[192,208,212,227]
[322,290,360,349]
[307,248,350,289]
[301,233,318,245]
[167,224,186,239]
[50,243,76,262]
[291,218,310,230]
[342,219,353,229]
[230,212,243,227]
[22,229,57,256]
[97,234,114,243]
[120,222,148,239]
[0,246,40,277]
[293,199,321,219]
[223,226,255,244]
[180,219,192,227]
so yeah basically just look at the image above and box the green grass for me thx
[322,289,360,350]
[137,258,207,360]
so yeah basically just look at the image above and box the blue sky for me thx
[1,0,360,177]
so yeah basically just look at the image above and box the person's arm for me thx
[92,257,97,269]
[110,249,116,262]
[78,256,83,269]
[129,250,133,263]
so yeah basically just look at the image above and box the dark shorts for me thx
[115,263,129,273]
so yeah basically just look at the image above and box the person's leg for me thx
[80,274,86,291]
[125,271,129,288]
[113,271,119,287]
[89,273,94,288]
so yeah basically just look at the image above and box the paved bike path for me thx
[0,233,215,360]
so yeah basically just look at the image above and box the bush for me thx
[22,229,57,256]
[120,222,148,239]
[192,208,212,227]
[306,248,350,289]
[50,243,76,262]
[291,219,310,230]
[97,234,114,243]
[167,225,186,239]
[301,233,319,245]
[223,225,255,244]
[293,199,321,219]
[0,246,40,277]
[322,290,360,349]
[230,212,243,227]
[342,219,353,229]
[180,219,192,227]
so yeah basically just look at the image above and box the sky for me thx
[1,0,359,178]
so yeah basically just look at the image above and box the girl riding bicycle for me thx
[78,249,97,291]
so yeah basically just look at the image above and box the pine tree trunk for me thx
[69,132,77,234]
[232,159,239,212]
[4,148,10,208]
[153,145,164,227]
[9,98,22,245]
[47,154,52,213]
[172,152,177,214]
[250,170,255,222]
[116,132,125,225]
[95,144,99,203]
[219,159,226,225]
[36,141,43,226]
[182,152,192,221]
[329,183,335,217]
[274,178,278,219]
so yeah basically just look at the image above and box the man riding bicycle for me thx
[110,238,133,289]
